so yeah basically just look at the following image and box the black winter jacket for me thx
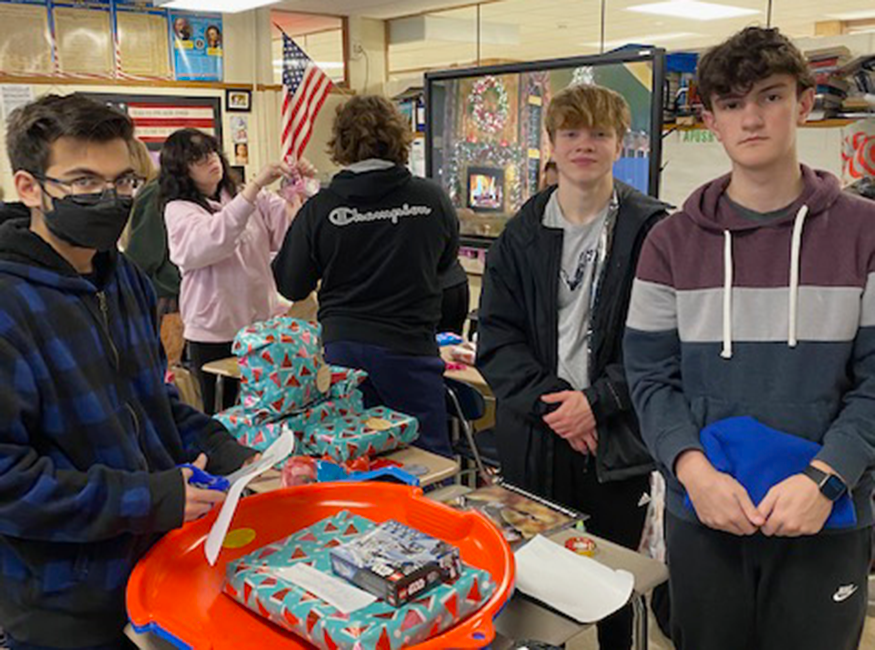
[476,182,668,497]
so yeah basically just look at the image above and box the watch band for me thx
[802,465,847,501]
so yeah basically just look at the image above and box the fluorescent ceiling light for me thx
[583,32,697,49]
[159,0,279,13]
[626,1,760,21]
[826,10,875,20]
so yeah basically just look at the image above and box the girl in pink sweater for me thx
[160,128,303,413]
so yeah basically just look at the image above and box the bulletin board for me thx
[0,0,54,75]
[114,0,173,79]
[0,0,222,82]
[81,92,223,151]
[52,0,114,78]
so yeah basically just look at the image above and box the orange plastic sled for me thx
[127,482,515,649]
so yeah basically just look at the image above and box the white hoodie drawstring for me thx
[720,204,810,360]
[721,230,733,359]
[788,205,810,348]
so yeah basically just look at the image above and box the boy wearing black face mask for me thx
[0,95,258,649]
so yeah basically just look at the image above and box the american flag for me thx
[281,33,333,162]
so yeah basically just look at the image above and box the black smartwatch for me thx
[802,465,847,501]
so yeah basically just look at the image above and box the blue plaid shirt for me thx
[0,218,253,647]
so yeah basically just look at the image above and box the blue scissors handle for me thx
[178,463,230,492]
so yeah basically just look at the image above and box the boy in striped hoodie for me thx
[625,27,875,650]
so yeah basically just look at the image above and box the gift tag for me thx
[316,354,331,394]
[364,416,392,431]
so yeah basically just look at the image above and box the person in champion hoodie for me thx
[625,27,875,650]
[161,128,309,414]
[272,95,459,457]
[477,84,668,650]
[0,94,258,649]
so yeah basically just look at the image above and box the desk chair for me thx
[445,377,500,483]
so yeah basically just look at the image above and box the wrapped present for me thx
[219,316,419,465]
[298,407,419,464]
[218,393,368,456]
[224,511,495,650]
[233,317,324,417]
[214,405,284,451]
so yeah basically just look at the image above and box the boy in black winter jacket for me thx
[273,95,459,458]
[477,84,667,650]
[0,94,256,650]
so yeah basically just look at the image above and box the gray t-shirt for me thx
[543,191,613,390]
[724,194,796,222]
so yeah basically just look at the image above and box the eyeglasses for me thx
[190,152,220,167]
[33,172,145,200]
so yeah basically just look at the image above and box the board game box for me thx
[329,520,462,606]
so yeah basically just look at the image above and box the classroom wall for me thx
[0,8,350,199]
[0,11,869,233]
[660,126,846,208]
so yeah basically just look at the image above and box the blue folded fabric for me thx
[683,416,856,529]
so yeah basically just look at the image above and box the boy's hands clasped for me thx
[677,450,835,537]
[541,390,598,455]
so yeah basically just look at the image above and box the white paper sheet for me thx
[271,563,377,614]
[204,430,295,565]
[514,534,634,624]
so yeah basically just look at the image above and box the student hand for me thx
[676,450,765,535]
[179,453,226,523]
[757,471,833,537]
[566,428,599,455]
[541,391,596,441]
[295,157,317,178]
[253,161,293,189]
[242,453,262,467]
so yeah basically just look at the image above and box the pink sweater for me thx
[165,190,291,343]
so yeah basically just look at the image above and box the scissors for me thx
[178,463,231,492]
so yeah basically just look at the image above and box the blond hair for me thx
[545,85,631,143]
[129,138,157,183]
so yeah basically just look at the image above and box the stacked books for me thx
[806,46,852,121]
[806,46,875,120]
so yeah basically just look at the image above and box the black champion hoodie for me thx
[273,163,460,356]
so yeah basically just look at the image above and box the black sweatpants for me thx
[188,339,238,415]
[552,443,651,650]
[666,512,870,650]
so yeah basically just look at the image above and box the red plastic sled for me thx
[127,482,515,649]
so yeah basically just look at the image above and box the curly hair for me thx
[698,27,815,111]
[545,84,631,143]
[158,128,238,214]
[328,95,413,166]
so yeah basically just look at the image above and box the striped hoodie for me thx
[624,165,875,528]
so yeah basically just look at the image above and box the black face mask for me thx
[42,191,134,252]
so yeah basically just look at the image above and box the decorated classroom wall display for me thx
[0,0,55,75]
[114,0,173,80]
[52,0,114,78]
[81,92,222,151]
[0,0,220,82]
[426,50,665,241]
[169,10,222,82]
